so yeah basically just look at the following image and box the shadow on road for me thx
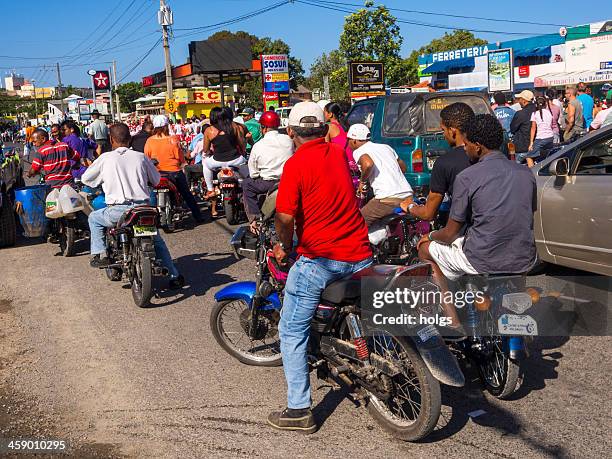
[150,251,238,307]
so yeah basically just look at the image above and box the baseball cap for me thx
[346,123,371,141]
[233,116,245,125]
[316,99,331,111]
[288,101,325,128]
[239,107,255,116]
[152,114,169,128]
[516,90,534,101]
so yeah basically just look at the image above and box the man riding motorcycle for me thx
[81,123,184,289]
[417,114,537,329]
[346,123,412,226]
[400,102,474,224]
[242,110,293,228]
[269,102,372,434]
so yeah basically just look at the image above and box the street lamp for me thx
[32,79,39,126]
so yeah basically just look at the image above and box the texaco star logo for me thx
[94,72,109,88]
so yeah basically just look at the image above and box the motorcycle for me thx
[213,167,245,225]
[444,275,533,399]
[153,173,190,233]
[211,192,466,441]
[102,205,169,307]
[368,208,430,265]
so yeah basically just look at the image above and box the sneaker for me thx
[168,274,185,290]
[90,255,111,268]
[267,408,317,434]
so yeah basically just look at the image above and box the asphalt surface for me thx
[1,144,610,458]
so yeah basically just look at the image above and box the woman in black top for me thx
[201,107,247,215]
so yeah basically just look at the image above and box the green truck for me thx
[345,91,496,194]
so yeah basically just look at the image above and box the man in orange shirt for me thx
[24,122,35,159]
[144,115,204,223]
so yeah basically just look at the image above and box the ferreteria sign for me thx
[431,45,490,62]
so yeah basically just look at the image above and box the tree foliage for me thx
[405,30,488,84]
[339,2,409,88]
[116,82,147,113]
[305,50,348,101]
[208,30,305,107]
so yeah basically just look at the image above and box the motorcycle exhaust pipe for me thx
[157,191,167,208]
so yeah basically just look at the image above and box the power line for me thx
[315,0,569,28]
[298,0,546,36]
[117,38,162,84]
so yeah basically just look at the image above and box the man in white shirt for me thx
[82,123,184,288]
[590,90,612,130]
[242,111,293,224]
[347,124,413,226]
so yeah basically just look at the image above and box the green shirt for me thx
[245,118,262,151]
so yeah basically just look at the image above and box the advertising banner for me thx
[566,35,612,72]
[487,49,513,93]
[349,62,385,93]
[263,91,279,111]
[261,54,290,92]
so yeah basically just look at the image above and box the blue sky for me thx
[0,0,605,89]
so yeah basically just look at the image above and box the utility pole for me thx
[32,79,38,125]
[159,0,174,101]
[56,63,65,118]
[112,60,121,120]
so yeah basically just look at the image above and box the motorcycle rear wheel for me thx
[366,334,441,442]
[210,299,282,367]
[59,220,76,257]
[131,247,153,308]
[223,201,238,225]
[477,339,521,399]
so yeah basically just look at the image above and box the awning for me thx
[514,46,551,59]
[422,57,475,74]
[534,70,612,88]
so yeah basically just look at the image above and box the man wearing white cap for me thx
[268,102,372,434]
[510,90,536,162]
[346,123,412,226]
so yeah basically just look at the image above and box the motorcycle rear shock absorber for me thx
[346,313,369,361]
[465,282,479,336]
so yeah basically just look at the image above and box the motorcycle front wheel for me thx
[366,333,441,442]
[210,299,282,367]
[131,246,153,308]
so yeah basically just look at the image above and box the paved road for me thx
[1,145,610,457]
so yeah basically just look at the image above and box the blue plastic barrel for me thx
[14,185,49,238]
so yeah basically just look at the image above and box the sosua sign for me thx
[431,45,489,63]
[261,54,290,92]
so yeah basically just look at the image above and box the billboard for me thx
[189,38,252,74]
[566,34,612,72]
[348,62,385,95]
[262,54,290,92]
[487,49,513,93]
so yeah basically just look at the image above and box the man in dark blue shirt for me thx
[417,114,537,328]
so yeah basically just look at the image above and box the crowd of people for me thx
[11,86,605,434]
[493,82,612,167]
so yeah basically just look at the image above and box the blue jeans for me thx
[526,137,554,160]
[279,255,372,409]
[88,204,179,278]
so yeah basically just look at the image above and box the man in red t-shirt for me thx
[268,102,372,434]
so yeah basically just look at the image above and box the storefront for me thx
[417,19,612,93]
[173,87,234,119]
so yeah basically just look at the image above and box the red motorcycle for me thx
[153,174,189,233]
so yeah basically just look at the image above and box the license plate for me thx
[133,225,158,237]
[427,157,437,170]
[498,314,538,336]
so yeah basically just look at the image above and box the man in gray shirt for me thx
[89,109,110,154]
[416,114,537,329]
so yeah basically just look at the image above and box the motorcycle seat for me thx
[321,277,361,304]
[116,205,158,228]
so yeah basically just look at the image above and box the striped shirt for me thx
[31,140,80,188]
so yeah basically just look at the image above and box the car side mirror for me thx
[549,157,569,176]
